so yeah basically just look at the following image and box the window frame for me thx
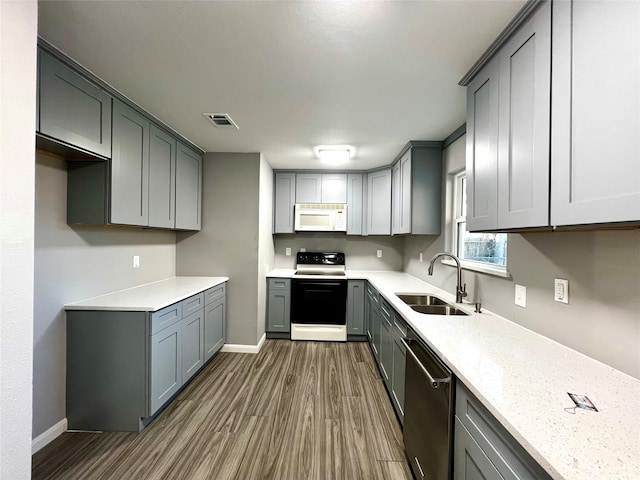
[447,170,511,278]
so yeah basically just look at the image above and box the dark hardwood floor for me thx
[32,340,412,480]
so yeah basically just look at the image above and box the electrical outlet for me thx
[300,247,306,252]
[554,278,569,304]
[376,249,383,258]
[133,255,140,268]
[285,248,291,256]
[515,284,526,308]
[419,253,423,263]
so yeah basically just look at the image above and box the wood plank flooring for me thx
[32,340,412,480]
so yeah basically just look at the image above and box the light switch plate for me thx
[555,278,569,304]
[515,284,526,308]
[419,253,423,263]
[133,255,140,268]
[377,249,383,258]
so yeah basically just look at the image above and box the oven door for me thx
[291,279,347,326]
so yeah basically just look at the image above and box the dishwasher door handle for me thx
[401,337,451,389]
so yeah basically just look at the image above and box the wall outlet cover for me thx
[419,253,423,263]
[285,247,291,256]
[555,278,569,304]
[377,249,382,258]
[515,284,526,308]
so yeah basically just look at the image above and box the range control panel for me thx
[296,252,345,266]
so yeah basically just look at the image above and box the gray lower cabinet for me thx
[66,283,226,432]
[38,49,112,158]
[346,280,365,337]
[391,314,406,423]
[274,172,296,233]
[204,285,226,361]
[366,169,392,235]
[267,278,291,334]
[367,284,381,358]
[379,299,393,387]
[346,173,364,235]
[454,383,552,480]
[175,142,203,231]
[551,0,640,225]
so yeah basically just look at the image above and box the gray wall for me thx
[1,2,37,476]
[33,153,177,438]
[404,135,640,379]
[257,155,275,339]
[274,233,404,271]
[176,153,263,346]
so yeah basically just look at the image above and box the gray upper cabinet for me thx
[366,169,392,235]
[111,99,149,226]
[148,125,177,229]
[296,173,347,203]
[175,142,203,231]
[497,1,551,229]
[391,143,443,235]
[466,57,500,232]
[551,0,640,226]
[38,49,112,158]
[274,172,296,233]
[347,173,364,235]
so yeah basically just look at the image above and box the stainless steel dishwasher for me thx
[401,328,454,480]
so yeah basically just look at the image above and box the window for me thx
[453,172,508,272]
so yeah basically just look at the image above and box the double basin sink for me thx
[396,294,469,316]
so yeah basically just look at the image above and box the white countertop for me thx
[268,269,640,480]
[64,276,229,312]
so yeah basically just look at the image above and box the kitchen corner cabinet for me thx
[273,172,296,233]
[267,278,291,334]
[551,0,640,225]
[38,49,112,158]
[391,143,443,235]
[296,173,347,204]
[347,173,364,235]
[466,1,551,231]
[66,282,226,432]
[454,383,551,480]
[175,143,203,231]
[366,169,392,235]
[346,280,365,337]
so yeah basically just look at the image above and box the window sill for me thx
[441,258,512,279]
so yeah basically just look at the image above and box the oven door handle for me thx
[401,337,451,389]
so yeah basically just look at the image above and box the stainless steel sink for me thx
[396,293,469,316]
[396,294,448,306]
[410,304,469,316]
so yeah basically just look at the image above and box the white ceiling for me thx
[38,0,525,170]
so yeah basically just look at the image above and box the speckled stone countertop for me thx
[64,276,229,312]
[267,269,640,480]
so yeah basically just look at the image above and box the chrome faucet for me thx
[427,252,467,303]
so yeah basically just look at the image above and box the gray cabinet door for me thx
[296,174,322,203]
[391,325,406,422]
[110,100,149,226]
[182,309,204,382]
[346,280,365,336]
[150,321,182,415]
[497,1,551,229]
[38,50,112,158]
[267,278,291,333]
[175,142,203,231]
[379,302,393,386]
[148,125,176,229]
[365,286,373,344]
[321,173,347,203]
[367,169,392,235]
[399,152,412,234]
[551,0,640,226]
[454,418,503,480]
[466,57,500,232]
[204,295,225,362]
[274,172,296,233]
[391,161,401,234]
[347,174,364,235]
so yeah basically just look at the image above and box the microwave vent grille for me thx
[297,204,345,210]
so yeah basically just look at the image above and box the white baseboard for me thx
[32,418,67,454]
[221,332,266,354]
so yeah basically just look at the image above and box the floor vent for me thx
[203,113,239,129]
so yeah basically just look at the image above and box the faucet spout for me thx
[427,252,467,303]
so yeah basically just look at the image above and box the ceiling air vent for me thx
[203,113,239,129]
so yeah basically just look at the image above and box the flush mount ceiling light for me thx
[203,113,239,129]
[314,145,354,165]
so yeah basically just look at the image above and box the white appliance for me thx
[294,204,347,232]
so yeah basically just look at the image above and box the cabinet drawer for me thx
[182,292,204,317]
[366,283,379,304]
[269,278,291,290]
[151,302,183,335]
[205,283,226,305]
[393,314,407,337]
[380,299,392,322]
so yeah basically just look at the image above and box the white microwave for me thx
[294,204,347,232]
